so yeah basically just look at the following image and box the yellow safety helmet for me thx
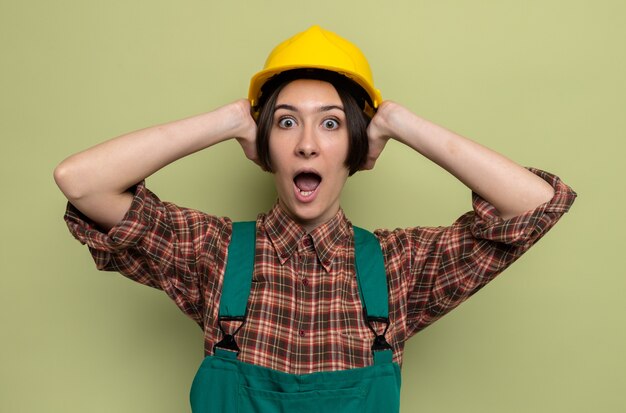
[248,26,381,116]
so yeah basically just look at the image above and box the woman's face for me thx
[269,79,350,232]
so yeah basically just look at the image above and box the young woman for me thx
[54,26,576,412]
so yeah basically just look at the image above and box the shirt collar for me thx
[263,204,351,272]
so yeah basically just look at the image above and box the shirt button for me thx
[302,278,309,286]
[303,237,312,247]
[299,330,306,337]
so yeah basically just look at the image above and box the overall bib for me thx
[190,222,402,412]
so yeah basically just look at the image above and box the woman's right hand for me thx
[230,99,260,166]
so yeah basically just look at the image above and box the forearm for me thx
[375,102,555,219]
[54,100,254,229]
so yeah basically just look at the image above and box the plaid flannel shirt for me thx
[64,168,576,374]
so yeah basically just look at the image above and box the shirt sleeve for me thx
[63,182,232,326]
[376,168,577,340]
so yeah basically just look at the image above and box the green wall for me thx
[2,1,624,411]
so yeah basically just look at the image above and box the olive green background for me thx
[1,0,624,411]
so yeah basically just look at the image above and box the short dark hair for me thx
[255,69,372,176]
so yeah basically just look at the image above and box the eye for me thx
[322,118,340,130]
[278,117,297,129]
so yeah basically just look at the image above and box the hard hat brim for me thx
[248,64,382,111]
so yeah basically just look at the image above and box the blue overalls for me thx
[190,222,402,412]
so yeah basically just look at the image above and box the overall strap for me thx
[214,221,256,358]
[353,226,393,365]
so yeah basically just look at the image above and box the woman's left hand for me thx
[362,101,396,170]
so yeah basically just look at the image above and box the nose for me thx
[295,125,319,158]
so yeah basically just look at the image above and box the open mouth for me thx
[293,171,322,198]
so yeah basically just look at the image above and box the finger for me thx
[360,160,375,171]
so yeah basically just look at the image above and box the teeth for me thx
[299,189,314,196]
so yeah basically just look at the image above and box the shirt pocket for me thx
[335,331,373,368]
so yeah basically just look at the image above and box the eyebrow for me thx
[274,104,344,113]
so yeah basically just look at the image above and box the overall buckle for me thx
[367,316,392,352]
[213,316,245,355]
